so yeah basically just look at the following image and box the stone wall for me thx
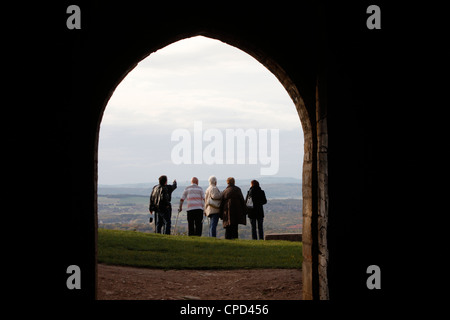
[316,79,329,300]
[264,233,302,242]
[37,2,398,302]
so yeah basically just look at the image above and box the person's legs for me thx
[209,214,219,237]
[156,212,164,233]
[250,218,257,240]
[194,209,203,236]
[154,212,159,233]
[224,226,232,239]
[230,224,238,239]
[162,211,172,235]
[257,217,264,240]
[187,210,195,236]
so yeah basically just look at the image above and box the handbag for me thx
[246,196,253,209]
[208,197,221,209]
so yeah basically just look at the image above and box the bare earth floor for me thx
[97,264,303,300]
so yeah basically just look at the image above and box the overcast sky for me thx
[98,36,304,185]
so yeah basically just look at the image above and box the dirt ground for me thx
[97,264,302,300]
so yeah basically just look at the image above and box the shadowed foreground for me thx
[97,264,302,300]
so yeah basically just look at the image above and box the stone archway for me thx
[94,31,328,300]
[45,1,398,303]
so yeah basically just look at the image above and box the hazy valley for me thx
[98,179,302,240]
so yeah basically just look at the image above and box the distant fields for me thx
[98,229,302,270]
[97,194,302,239]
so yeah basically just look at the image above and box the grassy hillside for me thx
[98,229,302,270]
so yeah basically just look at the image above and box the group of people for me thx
[149,175,267,240]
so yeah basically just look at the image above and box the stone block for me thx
[264,233,302,242]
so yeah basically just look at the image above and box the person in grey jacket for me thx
[204,176,222,237]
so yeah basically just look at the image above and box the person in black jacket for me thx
[245,180,267,240]
[149,175,177,234]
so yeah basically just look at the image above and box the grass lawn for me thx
[98,229,302,270]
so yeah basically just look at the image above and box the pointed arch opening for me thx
[94,32,323,300]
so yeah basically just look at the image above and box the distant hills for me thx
[98,177,302,199]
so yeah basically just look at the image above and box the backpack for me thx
[150,185,166,212]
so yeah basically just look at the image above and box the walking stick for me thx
[174,208,181,235]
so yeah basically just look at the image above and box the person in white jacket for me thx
[204,176,222,237]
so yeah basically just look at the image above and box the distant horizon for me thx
[98,176,302,199]
[98,175,302,187]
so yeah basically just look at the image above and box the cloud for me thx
[99,36,304,184]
